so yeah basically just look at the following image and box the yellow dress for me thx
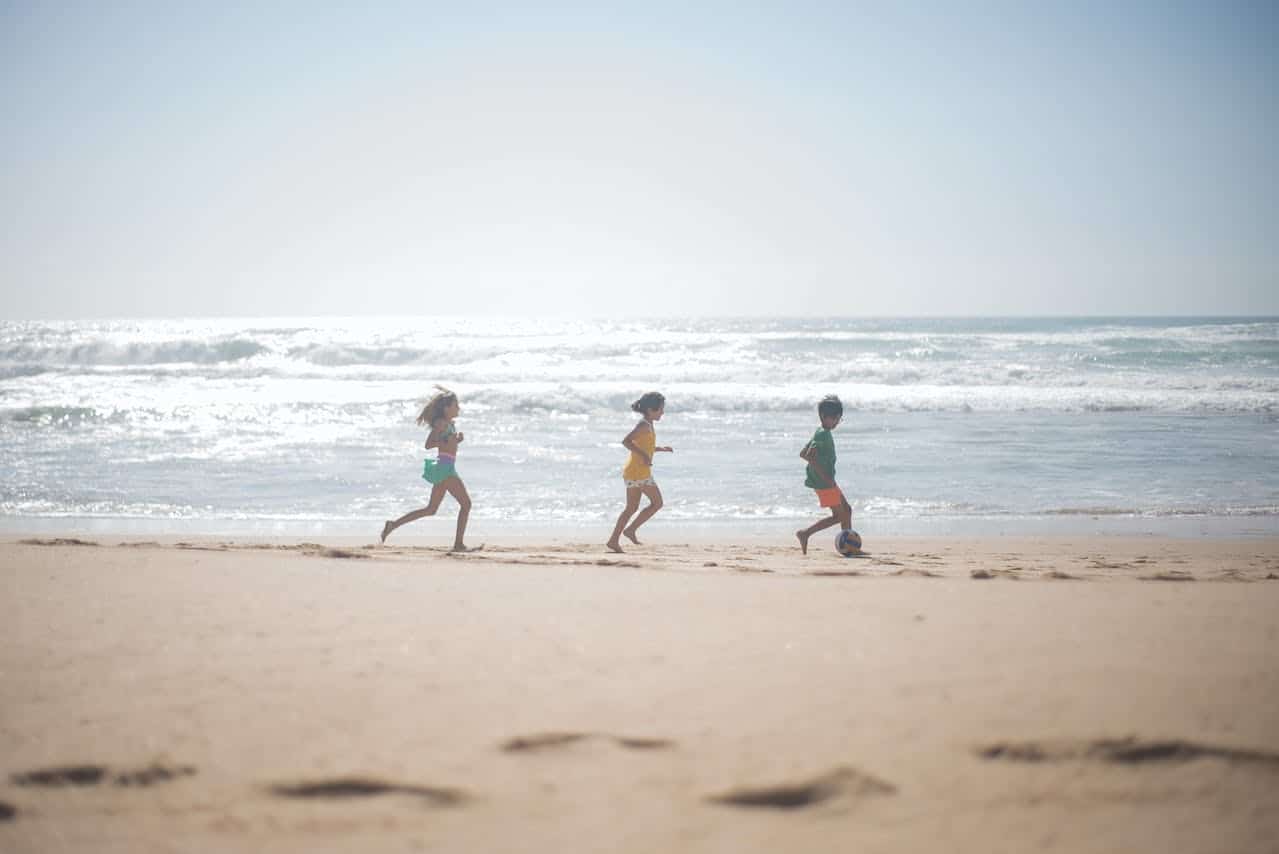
[622,423,656,481]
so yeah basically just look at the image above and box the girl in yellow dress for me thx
[606,392,673,553]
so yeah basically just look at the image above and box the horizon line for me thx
[4,312,1278,324]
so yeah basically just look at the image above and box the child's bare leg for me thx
[445,478,473,551]
[796,509,842,554]
[623,484,663,544]
[607,488,642,552]
[382,482,448,543]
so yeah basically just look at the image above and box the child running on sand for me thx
[380,386,478,552]
[796,394,855,554]
[606,392,673,553]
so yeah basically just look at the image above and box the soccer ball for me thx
[835,529,862,556]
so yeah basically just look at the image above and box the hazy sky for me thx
[3,1,1276,319]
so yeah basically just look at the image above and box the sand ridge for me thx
[13,535,1279,581]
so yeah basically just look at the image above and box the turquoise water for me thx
[2,317,1276,537]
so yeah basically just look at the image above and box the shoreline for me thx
[6,531,1279,555]
[2,511,1277,542]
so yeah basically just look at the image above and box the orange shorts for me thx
[816,487,844,508]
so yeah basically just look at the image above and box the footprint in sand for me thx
[971,569,1019,580]
[500,732,675,753]
[440,553,643,569]
[269,777,468,806]
[309,547,368,560]
[115,765,198,786]
[1086,558,1134,570]
[0,801,15,822]
[706,766,896,810]
[11,765,106,787]
[977,737,1279,768]
[235,543,372,560]
[501,732,590,752]
[1140,571,1196,582]
[18,538,99,547]
[11,763,196,788]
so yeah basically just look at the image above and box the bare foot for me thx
[796,530,809,555]
[380,521,393,544]
[622,528,640,545]
[606,541,624,554]
[449,543,484,553]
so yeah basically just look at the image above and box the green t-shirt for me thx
[804,428,837,489]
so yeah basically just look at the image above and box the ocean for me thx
[2,316,1276,539]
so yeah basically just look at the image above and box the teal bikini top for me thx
[433,421,457,451]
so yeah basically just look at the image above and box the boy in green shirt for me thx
[797,395,853,554]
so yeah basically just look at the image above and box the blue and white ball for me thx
[835,529,862,556]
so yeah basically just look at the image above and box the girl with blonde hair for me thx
[381,386,478,551]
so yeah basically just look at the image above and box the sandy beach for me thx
[2,534,1277,853]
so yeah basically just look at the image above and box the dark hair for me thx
[631,391,666,414]
[817,395,843,420]
[416,386,458,427]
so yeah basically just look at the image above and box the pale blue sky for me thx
[3,1,1276,318]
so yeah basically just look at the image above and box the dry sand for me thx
[2,534,1278,853]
